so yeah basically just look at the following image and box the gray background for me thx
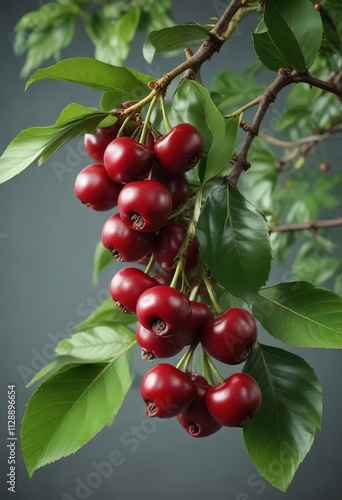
[1,1,342,499]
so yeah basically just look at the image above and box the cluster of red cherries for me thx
[74,101,262,438]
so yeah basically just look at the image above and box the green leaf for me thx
[0,105,112,184]
[92,241,113,285]
[275,106,311,131]
[15,2,80,31]
[55,325,136,362]
[21,356,132,476]
[243,344,322,492]
[242,140,277,214]
[252,21,291,72]
[26,358,82,388]
[75,297,137,331]
[253,281,342,348]
[196,186,272,303]
[170,80,239,184]
[88,5,141,66]
[292,241,341,286]
[26,58,152,96]
[21,19,77,77]
[264,0,323,71]
[212,69,265,112]
[143,23,213,63]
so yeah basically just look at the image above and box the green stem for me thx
[189,283,200,301]
[169,187,203,289]
[117,114,133,138]
[144,254,154,275]
[199,261,223,316]
[160,96,172,133]
[139,95,158,145]
[201,349,215,386]
[203,350,225,384]
[224,95,261,118]
[118,90,157,116]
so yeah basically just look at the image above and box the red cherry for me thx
[136,285,191,337]
[152,165,189,210]
[170,301,213,347]
[200,308,257,364]
[136,323,183,359]
[103,137,153,184]
[84,124,121,163]
[102,213,154,262]
[110,267,157,313]
[153,123,204,173]
[74,164,122,211]
[315,2,323,12]
[152,222,198,272]
[118,180,172,232]
[177,373,222,437]
[141,363,197,418]
[206,373,262,427]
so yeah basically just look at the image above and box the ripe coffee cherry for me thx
[103,137,153,184]
[141,363,197,418]
[200,308,257,364]
[136,323,183,360]
[110,267,157,313]
[74,164,122,211]
[177,373,222,437]
[136,285,191,337]
[152,166,189,210]
[315,2,323,12]
[153,123,204,173]
[170,301,213,347]
[118,180,172,232]
[84,124,121,163]
[206,373,262,427]
[102,213,154,262]
[152,223,198,272]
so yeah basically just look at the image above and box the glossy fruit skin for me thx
[200,308,257,364]
[74,164,122,211]
[315,2,323,12]
[103,137,153,184]
[152,165,189,210]
[177,373,222,437]
[170,301,213,347]
[136,323,183,359]
[153,123,204,173]
[141,363,197,418]
[152,223,198,272]
[102,213,154,262]
[110,267,157,313]
[118,180,172,232]
[206,373,262,427]
[136,285,191,337]
[84,124,121,163]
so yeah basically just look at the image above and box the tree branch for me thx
[293,72,342,100]
[269,218,342,233]
[226,68,294,186]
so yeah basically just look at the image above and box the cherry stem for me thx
[203,350,225,384]
[117,114,134,138]
[176,342,199,371]
[169,187,203,290]
[201,350,215,386]
[160,96,172,133]
[199,261,223,316]
[139,95,158,145]
[144,254,154,275]
[189,283,200,301]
